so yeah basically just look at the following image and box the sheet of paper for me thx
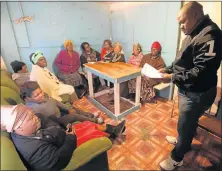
[141,63,163,78]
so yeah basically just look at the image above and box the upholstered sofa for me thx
[0,70,112,171]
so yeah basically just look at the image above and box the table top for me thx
[84,62,141,81]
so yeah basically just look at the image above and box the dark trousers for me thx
[171,86,217,162]
[59,111,97,126]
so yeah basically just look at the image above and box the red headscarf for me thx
[151,41,162,51]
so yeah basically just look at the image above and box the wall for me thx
[110,2,181,66]
[1,2,110,72]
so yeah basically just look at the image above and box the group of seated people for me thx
[10,39,165,104]
[1,39,166,170]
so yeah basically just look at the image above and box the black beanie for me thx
[10,60,26,73]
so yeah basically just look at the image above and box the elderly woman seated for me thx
[1,103,125,170]
[10,60,30,88]
[80,42,103,92]
[103,42,125,63]
[55,40,87,98]
[29,50,78,104]
[128,41,166,103]
[100,39,113,60]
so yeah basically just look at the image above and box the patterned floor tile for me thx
[129,140,162,164]
[144,109,169,124]
[110,152,147,170]
[75,96,221,171]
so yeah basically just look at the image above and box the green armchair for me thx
[0,70,112,171]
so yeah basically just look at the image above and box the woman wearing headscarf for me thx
[1,104,76,170]
[10,60,30,88]
[29,50,78,103]
[100,39,113,60]
[128,43,143,67]
[1,103,125,170]
[55,40,87,98]
[128,41,166,103]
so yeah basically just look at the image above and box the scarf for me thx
[1,104,40,136]
[31,50,44,64]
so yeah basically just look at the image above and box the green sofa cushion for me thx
[1,132,26,170]
[1,86,24,105]
[0,71,20,93]
[65,137,112,170]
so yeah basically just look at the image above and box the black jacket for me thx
[166,15,222,92]
[11,115,77,171]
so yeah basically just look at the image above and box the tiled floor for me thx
[74,96,221,171]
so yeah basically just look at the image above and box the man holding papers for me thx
[158,2,222,170]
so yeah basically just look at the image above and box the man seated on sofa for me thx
[10,60,30,88]
[1,101,125,170]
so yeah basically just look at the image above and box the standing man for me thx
[159,2,222,170]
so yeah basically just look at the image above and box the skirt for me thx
[72,121,107,147]
[58,72,83,87]
[128,76,159,102]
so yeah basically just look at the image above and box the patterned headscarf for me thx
[1,104,41,136]
[31,50,44,64]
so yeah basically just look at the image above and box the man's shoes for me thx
[160,156,183,170]
[166,136,177,145]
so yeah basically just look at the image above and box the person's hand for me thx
[68,108,76,114]
[161,73,173,83]
[158,68,167,73]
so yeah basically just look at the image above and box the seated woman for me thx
[1,104,125,170]
[80,42,102,92]
[100,39,113,60]
[128,41,166,103]
[10,60,30,88]
[21,81,104,124]
[128,43,143,67]
[103,42,125,63]
[29,50,78,103]
[55,40,87,98]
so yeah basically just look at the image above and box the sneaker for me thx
[114,120,126,137]
[166,136,177,145]
[96,117,104,124]
[160,156,183,170]
[93,112,100,118]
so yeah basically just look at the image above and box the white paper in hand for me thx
[141,64,163,78]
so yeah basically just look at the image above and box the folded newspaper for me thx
[141,63,163,78]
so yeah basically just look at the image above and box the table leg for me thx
[114,83,120,115]
[135,76,141,105]
[87,71,94,98]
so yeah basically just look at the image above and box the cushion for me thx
[0,71,20,93]
[1,86,24,105]
[64,137,112,170]
[1,133,26,170]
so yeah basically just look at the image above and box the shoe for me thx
[166,136,177,145]
[96,117,104,124]
[78,89,87,99]
[93,112,100,118]
[114,120,126,137]
[160,156,183,170]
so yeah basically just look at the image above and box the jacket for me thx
[166,15,222,92]
[11,115,77,171]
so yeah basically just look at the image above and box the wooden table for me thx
[84,62,141,120]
